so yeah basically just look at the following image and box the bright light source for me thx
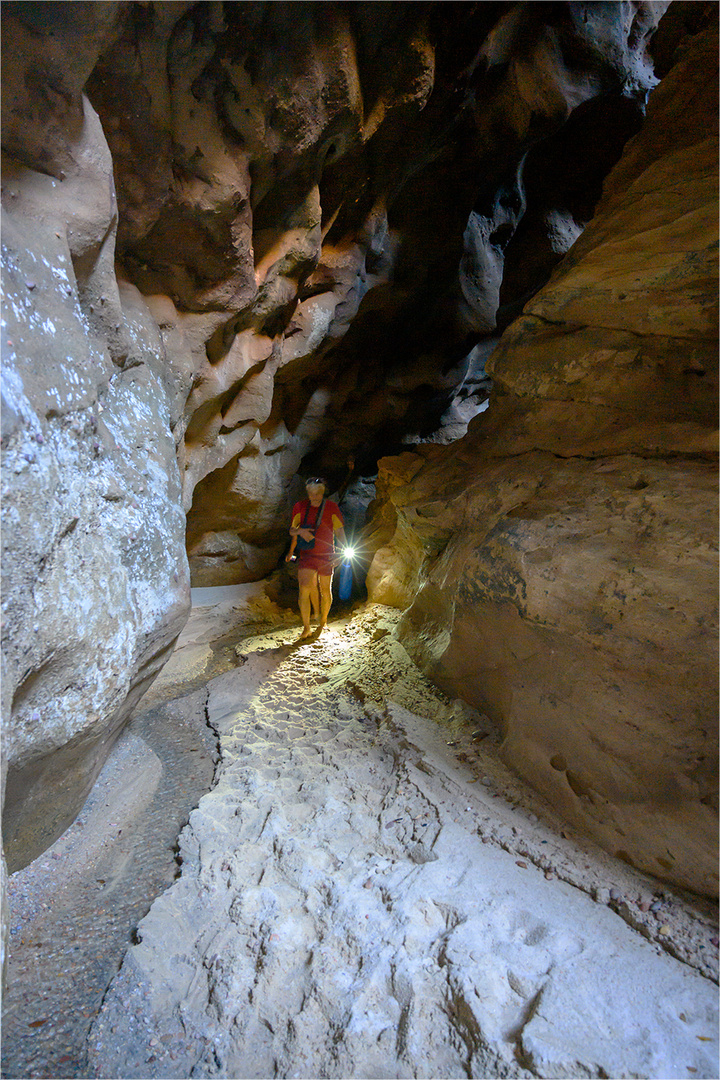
[343,547,355,560]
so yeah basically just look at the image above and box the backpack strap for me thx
[301,496,326,530]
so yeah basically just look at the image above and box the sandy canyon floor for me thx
[3,584,719,1080]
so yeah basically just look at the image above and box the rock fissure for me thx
[483,442,718,463]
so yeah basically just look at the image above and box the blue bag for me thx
[295,496,326,551]
[338,558,353,600]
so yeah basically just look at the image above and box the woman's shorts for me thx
[297,552,335,576]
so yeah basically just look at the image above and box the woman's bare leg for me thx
[311,579,321,623]
[317,573,333,631]
[297,567,319,639]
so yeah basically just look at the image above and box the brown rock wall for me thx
[80,1,666,582]
[368,15,719,896]
[390,452,717,896]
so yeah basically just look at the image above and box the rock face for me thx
[4,0,718,907]
[367,17,718,897]
[83,1,664,581]
[1,6,189,870]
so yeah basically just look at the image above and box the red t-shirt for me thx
[291,498,344,572]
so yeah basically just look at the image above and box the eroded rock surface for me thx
[83,1,665,581]
[3,0,718,915]
[366,18,718,897]
[1,10,189,869]
[376,452,718,897]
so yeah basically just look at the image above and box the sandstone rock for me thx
[482,21,718,463]
[1,17,189,869]
[363,452,430,609]
[394,453,717,896]
[80,1,667,585]
[0,2,123,178]
[367,18,719,897]
[187,529,285,590]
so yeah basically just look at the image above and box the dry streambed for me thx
[88,604,718,1080]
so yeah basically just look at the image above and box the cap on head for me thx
[305,476,327,490]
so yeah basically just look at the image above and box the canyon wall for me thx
[367,14,718,897]
[1,4,190,870]
[2,0,715,894]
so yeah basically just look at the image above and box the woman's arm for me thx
[290,510,313,542]
[287,511,302,561]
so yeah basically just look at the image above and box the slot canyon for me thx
[1,2,718,1078]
